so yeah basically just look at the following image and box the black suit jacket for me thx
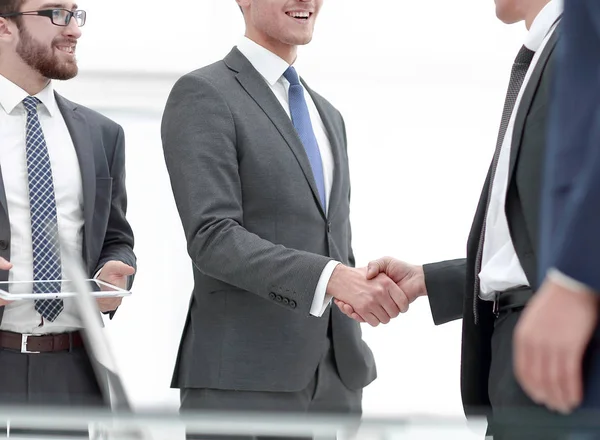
[422,30,560,417]
[0,93,136,322]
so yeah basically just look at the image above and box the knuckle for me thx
[400,296,409,309]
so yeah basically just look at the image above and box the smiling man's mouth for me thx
[286,11,312,20]
[56,45,75,54]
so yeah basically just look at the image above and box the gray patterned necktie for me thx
[473,45,535,323]
[22,96,64,322]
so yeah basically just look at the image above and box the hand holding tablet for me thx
[94,261,136,312]
[0,279,131,301]
[0,259,135,302]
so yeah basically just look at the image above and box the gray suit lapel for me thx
[508,28,559,183]
[55,93,96,264]
[304,84,344,220]
[225,48,327,219]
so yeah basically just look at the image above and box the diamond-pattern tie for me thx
[283,66,327,211]
[22,96,64,322]
[473,45,535,323]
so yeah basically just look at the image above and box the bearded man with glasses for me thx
[0,0,136,415]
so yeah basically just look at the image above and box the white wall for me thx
[52,0,528,425]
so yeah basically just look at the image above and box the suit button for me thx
[0,240,7,250]
[269,293,276,300]
[289,300,297,309]
[276,295,283,302]
[283,298,289,305]
[327,222,332,233]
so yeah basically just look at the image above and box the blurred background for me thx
[52,0,528,426]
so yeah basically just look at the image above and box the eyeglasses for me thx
[0,9,86,27]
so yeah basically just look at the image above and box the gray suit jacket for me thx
[0,93,136,322]
[161,47,376,392]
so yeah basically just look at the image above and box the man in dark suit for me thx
[161,0,408,437]
[514,0,600,422]
[0,0,136,407]
[337,0,563,437]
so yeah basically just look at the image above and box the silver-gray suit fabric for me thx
[161,47,376,409]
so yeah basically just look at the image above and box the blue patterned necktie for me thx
[283,66,327,211]
[22,96,64,322]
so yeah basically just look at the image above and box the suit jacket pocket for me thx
[209,288,247,295]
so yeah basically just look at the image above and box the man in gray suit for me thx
[0,0,136,407]
[161,0,407,437]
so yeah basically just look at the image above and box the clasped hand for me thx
[329,257,426,326]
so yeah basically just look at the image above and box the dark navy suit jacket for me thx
[540,0,600,294]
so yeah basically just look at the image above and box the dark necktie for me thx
[283,66,327,211]
[473,45,535,323]
[22,96,64,322]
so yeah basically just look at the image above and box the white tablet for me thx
[0,279,131,301]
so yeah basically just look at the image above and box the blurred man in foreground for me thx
[514,0,600,430]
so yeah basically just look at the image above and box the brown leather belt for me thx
[0,330,84,353]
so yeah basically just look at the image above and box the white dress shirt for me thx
[236,37,338,316]
[478,0,562,299]
[0,75,84,334]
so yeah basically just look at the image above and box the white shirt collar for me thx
[236,36,293,86]
[525,0,563,51]
[0,74,57,117]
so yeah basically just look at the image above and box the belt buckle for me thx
[21,334,40,354]
[493,292,500,318]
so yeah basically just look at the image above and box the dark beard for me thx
[16,25,78,81]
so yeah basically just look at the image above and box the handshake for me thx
[327,257,428,327]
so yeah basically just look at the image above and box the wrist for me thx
[414,265,428,297]
[326,264,351,300]
[547,268,596,296]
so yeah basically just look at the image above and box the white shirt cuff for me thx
[310,261,340,317]
[547,268,594,294]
